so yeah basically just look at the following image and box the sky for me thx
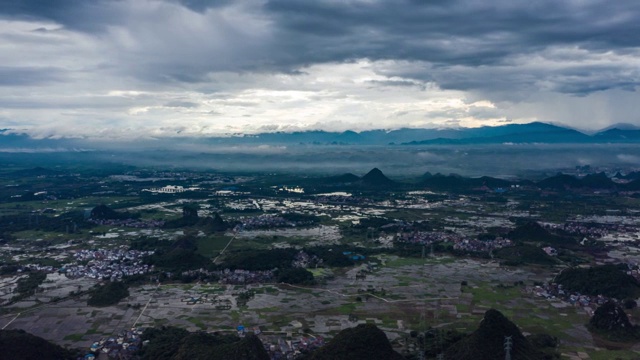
[1,0,639,139]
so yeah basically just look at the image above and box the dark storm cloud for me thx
[1,0,121,32]
[2,0,638,94]
[1,0,237,33]
[261,1,639,97]
[264,0,640,65]
[553,79,638,96]
[172,0,234,13]
[1,0,639,135]
[365,79,424,89]
[6,0,639,65]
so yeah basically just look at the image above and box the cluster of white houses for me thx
[142,185,199,194]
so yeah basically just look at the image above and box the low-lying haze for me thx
[2,144,639,178]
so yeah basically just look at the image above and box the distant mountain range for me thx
[401,122,640,145]
[201,122,640,145]
[403,122,591,145]
[418,171,640,192]
[313,168,396,188]
[300,167,640,192]
[2,122,640,148]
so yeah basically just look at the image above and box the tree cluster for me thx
[164,205,231,233]
[90,204,139,220]
[508,221,574,244]
[0,211,88,234]
[143,234,213,273]
[494,245,558,266]
[443,309,549,360]
[220,248,298,271]
[588,301,640,342]
[0,329,79,360]
[304,324,404,360]
[139,326,269,360]
[87,281,129,307]
[15,272,46,295]
[554,264,640,300]
[276,268,315,285]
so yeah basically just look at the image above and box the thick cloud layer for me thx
[0,0,639,138]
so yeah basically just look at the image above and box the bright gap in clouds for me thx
[2,57,510,139]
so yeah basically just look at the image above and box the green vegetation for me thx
[196,235,232,257]
[130,236,173,251]
[87,281,129,307]
[307,247,355,267]
[335,302,359,315]
[139,326,269,360]
[90,204,138,220]
[537,172,615,190]
[508,221,574,244]
[28,257,63,268]
[4,165,640,356]
[276,268,315,285]
[15,271,46,295]
[306,324,404,360]
[494,244,558,266]
[467,282,523,305]
[420,328,468,358]
[63,333,84,341]
[526,333,561,359]
[444,309,551,360]
[280,212,321,225]
[0,329,79,360]
[236,290,256,307]
[139,326,190,360]
[555,264,640,300]
[526,333,558,349]
[148,249,211,272]
[0,264,20,275]
[0,210,89,234]
[144,234,213,272]
[588,301,640,342]
[221,248,297,271]
[164,205,230,233]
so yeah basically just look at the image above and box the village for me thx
[2,167,640,359]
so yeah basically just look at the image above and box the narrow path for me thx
[280,283,456,304]
[213,235,237,263]
[132,285,159,328]
[2,312,21,330]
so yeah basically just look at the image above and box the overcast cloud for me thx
[1,0,639,138]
